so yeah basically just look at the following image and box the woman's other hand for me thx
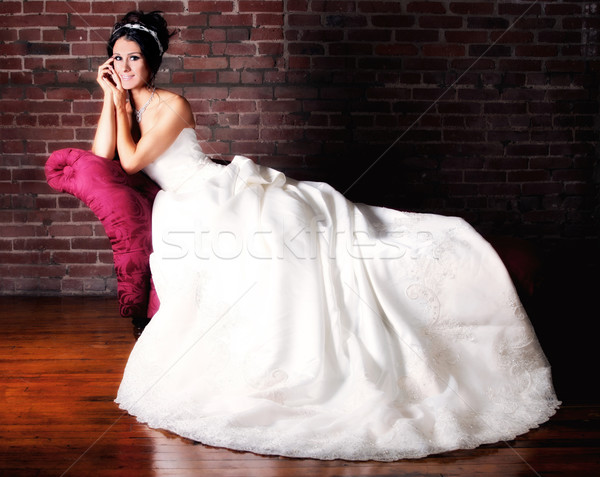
[97,57,117,98]
[101,64,128,112]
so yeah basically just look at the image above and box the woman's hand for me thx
[108,78,128,113]
[100,65,128,112]
[97,57,117,99]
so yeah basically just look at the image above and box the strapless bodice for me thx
[143,128,223,192]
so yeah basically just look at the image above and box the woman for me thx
[98,11,559,461]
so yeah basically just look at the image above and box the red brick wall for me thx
[1,0,599,296]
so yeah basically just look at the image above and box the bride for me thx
[94,10,559,461]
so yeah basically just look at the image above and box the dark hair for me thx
[107,11,174,85]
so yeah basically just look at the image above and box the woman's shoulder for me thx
[156,88,190,108]
[154,89,194,127]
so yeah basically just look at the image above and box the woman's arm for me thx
[113,94,193,174]
[91,57,121,159]
[91,96,117,159]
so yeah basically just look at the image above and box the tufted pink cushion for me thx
[45,148,160,319]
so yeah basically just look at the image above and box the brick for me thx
[423,44,465,57]
[419,15,463,29]
[501,89,545,101]
[469,44,511,57]
[478,183,520,196]
[457,89,499,101]
[48,224,94,237]
[251,27,284,41]
[223,43,257,56]
[287,13,322,27]
[241,71,263,84]
[517,18,557,30]
[359,57,403,72]
[260,128,304,141]
[0,1,23,14]
[324,14,367,28]
[506,144,550,157]
[485,157,529,170]
[498,59,543,72]
[184,57,229,70]
[47,88,91,100]
[189,1,235,12]
[445,30,488,43]
[84,278,112,292]
[408,2,445,13]
[371,15,414,28]
[230,56,275,69]
[396,29,439,42]
[211,101,257,113]
[138,1,186,12]
[45,1,91,13]
[348,29,392,42]
[0,58,23,69]
[356,1,401,13]
[1,13,67,27]
[274,86,318,99]
[539,30,582,44]
[403,58,448,71]
[467,16,509,29]
[444,130,486,142]
[174,43,210,56]
[499,2,541,16]
[449,2,493,15]
[545,4,582,15]
[288,42,326,55]
[515,45,559,57]
[552,169,590,182]
[531,130,573,142]
[52,251,99,264]
[545,60,587,73]
[546,89,590,101]
[229,87,273,100]
[491,31,534,44]
[44,57,89,71]
[258,43,283,55]
[255,13,284,26]
[508,170,550,182]
[239,1,283,13]
[209,13,254,26]
[91,2,137,13]
[488,130,530,144]
[68,264,114,278]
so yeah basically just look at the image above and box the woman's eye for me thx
[130,56,140,61]
[113,56,122,61]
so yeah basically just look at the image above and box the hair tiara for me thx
[115,23,164,55]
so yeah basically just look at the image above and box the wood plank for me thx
[0,296,599,477]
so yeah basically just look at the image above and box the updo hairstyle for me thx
[107,11,174,85]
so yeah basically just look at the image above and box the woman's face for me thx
[111,37,151,90]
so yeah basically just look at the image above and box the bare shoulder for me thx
[154,89,195,127]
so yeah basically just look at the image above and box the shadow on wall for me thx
[280,2,600,240]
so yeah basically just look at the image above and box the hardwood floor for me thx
[1,296,598,477]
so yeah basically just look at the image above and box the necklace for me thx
[135,87,155,123]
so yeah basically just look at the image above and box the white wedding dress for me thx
[115,128,559,461]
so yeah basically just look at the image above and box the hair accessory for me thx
[116,23,163,55]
